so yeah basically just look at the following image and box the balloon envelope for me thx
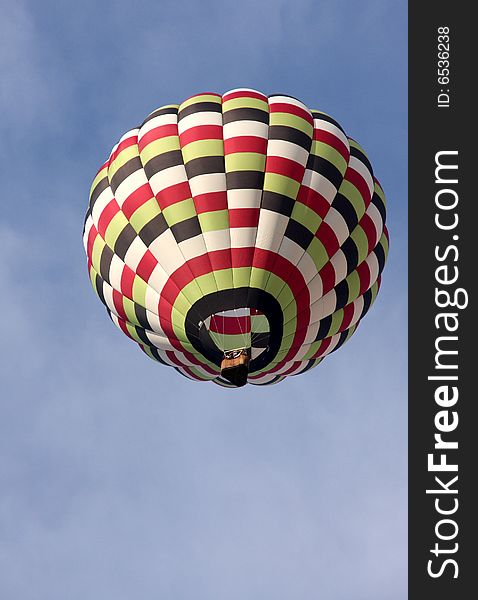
[83,89,388,387]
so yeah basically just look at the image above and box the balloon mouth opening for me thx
[206,308,270,361]
[220,349,250,387]
[185,287,284,378]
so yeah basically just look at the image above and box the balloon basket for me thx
[220,350,250,387]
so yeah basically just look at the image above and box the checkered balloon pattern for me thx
[83,89,389,387]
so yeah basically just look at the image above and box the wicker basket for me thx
[220,350,250,387]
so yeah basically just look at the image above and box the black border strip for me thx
[409,4,475,598]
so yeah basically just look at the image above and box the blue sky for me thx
[0,1,407,598]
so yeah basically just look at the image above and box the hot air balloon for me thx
[83,89,388,387]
